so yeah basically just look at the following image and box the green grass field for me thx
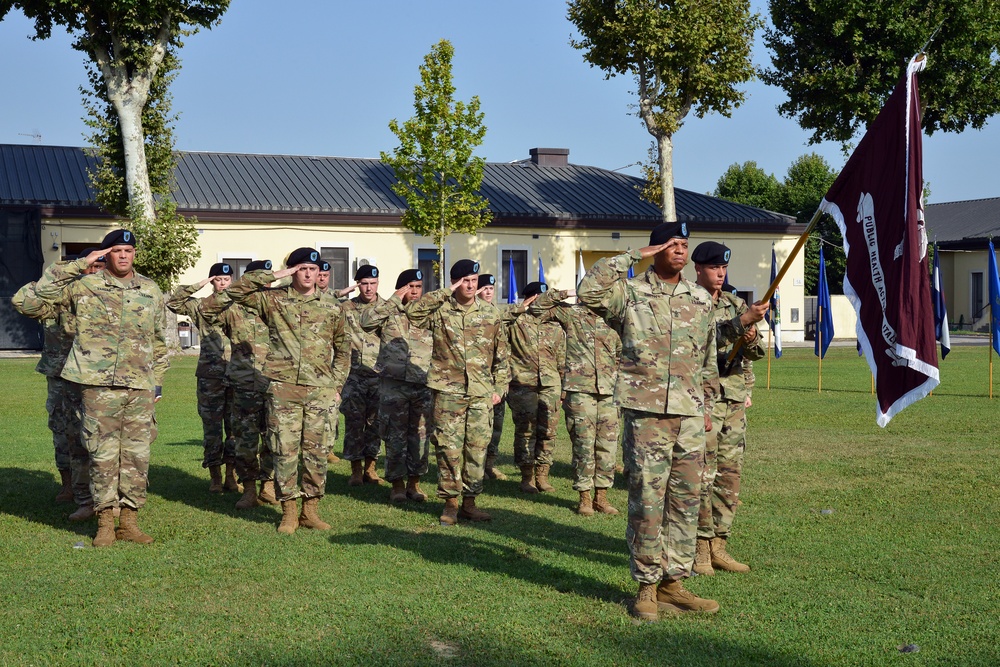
[0,347,997,666]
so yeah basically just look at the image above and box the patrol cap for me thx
[649,221,688,245]
[100,229,136,249]
[395,268,422,289]
[355,264,379,281]
[691,241,731,266]
[319,261,331,273]
[477,274,496,289]
[286,248,321,268]
[80,247,105,262]
[521,282,548,298]
[246,259,272,272]
[209,262,233,277]
[450,259,480,280]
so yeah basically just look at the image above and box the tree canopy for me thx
[568,0,761,221]
[713,161,782,212]
[762,0,1000,144]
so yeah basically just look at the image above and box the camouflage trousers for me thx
[564,391,619,492]
[507,384,560,467]
[79,385,157,512]
[266,381,338,501]
[379,378,432,482]
[340,373,381,462]
[622,409,706,584]
[197,376,235,468]
[230,385,275,484]
[431,391,493,499]
[56,379,92,506]
[698,399,747,539]
[487,400,506,458]
[45,376,74,472]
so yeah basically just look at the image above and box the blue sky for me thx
[1,0,995,205]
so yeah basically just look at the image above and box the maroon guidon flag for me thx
[819,56,939,426]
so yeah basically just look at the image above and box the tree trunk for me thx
[110,93,156,222]
[657,133,676,223]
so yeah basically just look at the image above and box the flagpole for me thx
[766,327,772,390]
[818,306,823,392]
[991,326,994,399]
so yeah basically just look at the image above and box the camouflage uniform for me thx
[12,278,91,506]
[405,289,509,499]
[531,290,622,491]
[227,269,350,501]
[339,295,383,462]
[578,250,718,584]
[359,294,434,481]
[698,292,765,540]
[482,301,521,460]
[166,284,234,469]
[34,258,169,512]
[200,290,275,485]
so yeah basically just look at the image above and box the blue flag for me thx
[764,244,782,358]
[538,254,546,284]
[930,243,951,359]
[815,245,834,359]
[508,253,518,304]
[627,264,634,279]
[989,240,1000,356]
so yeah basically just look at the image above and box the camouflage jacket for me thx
[342,295,383,378]
[712,291,765,404]
[226,269,350,391]
[404,288,510,398]
[530,289,621,395]
[199,290,271,393]
[34,258,169,390]
[578,250,718,416]
[166,283,231,379]
[358,293,432,385]
[12,278,75,378]
[504,307,565,388]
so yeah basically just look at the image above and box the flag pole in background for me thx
[815,244,834,391]
[538,253,546,283]
[507,253,518,304]
[987,238,1000,398]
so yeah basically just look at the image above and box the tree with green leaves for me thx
[381,39,492,287]
[568,0,762,222]
[780,154,841,295]
[763,0,1000,144]
[713,161,782,212]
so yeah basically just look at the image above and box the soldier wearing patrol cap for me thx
[404,259,510,525]
[340,263,385,486]
[579,221,721,620]
[167,262,238,494]
[34,229,169,547]
[690,241,768,576]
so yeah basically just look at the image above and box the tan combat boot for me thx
[55,469,73,503]
[348,460,364,486]
[710,536,751,573]
[534,464,555,492]
[577,490,595,516]
[68,503,96,522]
[693,537,715,576]
[326,451,341,464]
[92,508,116,547]
[656,579,720,614]
[631,583,659,621]
[389,479,407,503]
[459,496,492,522]
[208,465,223,493]
[223,463,241,492]
[234,481,259,509]
[439,497,460,526]
[277,499,299,535]
[484,455,507,480]
[519,465,538,494]
[298,497,331,530]
[406,476,427,502]
[258,480,278,504]
[363,457,383,485]
[115,507,154,544]
[593,488,620,515]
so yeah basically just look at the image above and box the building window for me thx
[971,271,984,319]
[501,249,528,303]
[735,289,754,306]
[417,247,444,292]
[321,247,350,290]
[222,257,253,278]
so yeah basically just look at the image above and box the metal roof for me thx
[925,198,1000,250]
[1,144,796,227]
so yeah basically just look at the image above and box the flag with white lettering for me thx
[818,55,938,426]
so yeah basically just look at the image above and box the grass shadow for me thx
[148,463,277,525]
[0,467,93,536]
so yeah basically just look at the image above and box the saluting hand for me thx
[394,285,410,300]
[450,278,464,292]
[337,283,358,297]
[522,294,540,307]
[84,248,106,266]
[638,242,672,259]
[271,267,298,280]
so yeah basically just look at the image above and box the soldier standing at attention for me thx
[505,282,565,494]
[167,263,237,494]
[340,264,385,486]
[200,259,279,509]
[34,230,169,547]
[578,222,720,620]
[476,274,508,481]
[359,269,433,503]
[405,260,509,525]
[226,248,351,534]
[315,260,341,465]
[529,286,622,515]
[690,242,767,576]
